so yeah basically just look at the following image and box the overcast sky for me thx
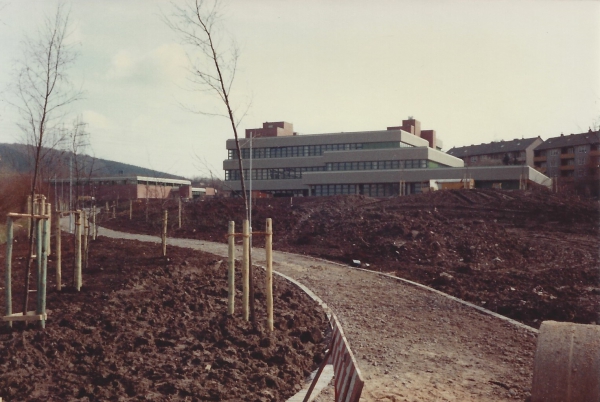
[0,0,598,179]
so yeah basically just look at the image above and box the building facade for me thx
[50,176,193,202]
[447,137,543,167]
[224,119,551,197]
[533,130,600,195]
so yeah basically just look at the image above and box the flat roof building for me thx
[50,175,192,201]
[224,119,551,197]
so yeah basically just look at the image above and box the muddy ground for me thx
[0,233,328,401]
[102,189,599,329]
[100,217,539,401]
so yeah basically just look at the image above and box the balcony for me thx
[533,156,547,162]
[560,165,575,171]
[589,150,600,157]
[560,153,575,159]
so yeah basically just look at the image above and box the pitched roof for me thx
[447,137,541,157]
[534,131,600,151]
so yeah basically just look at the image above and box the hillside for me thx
[0,143,188,180]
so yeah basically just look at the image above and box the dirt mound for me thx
[103,189,599,329]
[0,235,327,401]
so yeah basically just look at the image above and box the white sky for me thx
[0,0,598,179]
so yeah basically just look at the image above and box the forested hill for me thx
[0,143,188,180]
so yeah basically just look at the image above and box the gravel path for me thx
[99,226,538,401]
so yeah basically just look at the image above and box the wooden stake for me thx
[5,217,13,328]
[39,196,45,223]
[46,203,51,256]
[105,201,109,213]
[36,216,42,322]
[227,221,235,315]
[75,210,82,291]
[112,203,116,219]
[162,209,167,257]
[129,199,132,220]
[83,210,89,270]
[178,197,182,229]
[38,215,48,329]
[27,195,32,238]
[56,212,61,292]
[266,218,273,331]
[92,205,97,240]
[242,220,250,321]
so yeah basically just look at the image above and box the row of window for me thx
[542,156,590,168]
[225,166,325,181]
[137,181,179,187]
[224,159,434,181]
[552,168,598,178]
[57,180,181,187]
[311,182,428,197]
[469,152,525,162]
[227,141,413,160]
[325,159,428,171]
[541,146,589,157]
[313,184,358,196]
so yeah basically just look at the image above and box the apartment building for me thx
[447,137,543,167]
[533,130,600,194]
[223,119,551,197]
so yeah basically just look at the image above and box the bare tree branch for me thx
[9,3,82,315]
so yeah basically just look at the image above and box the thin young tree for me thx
[66,116,91,209]
[165,0,256,319]
[11,4,82,314]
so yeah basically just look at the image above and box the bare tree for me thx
[164,0,255,319]
[65,115,93,209]
[164,0,249,215]
[192,153,224,193]
[11,4,82,314]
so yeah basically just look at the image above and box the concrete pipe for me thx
[531,320,600,402]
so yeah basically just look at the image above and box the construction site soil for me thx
[103,189,599,330]
[0,234,328,401]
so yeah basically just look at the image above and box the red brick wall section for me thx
[136,184,175,199]
[245,121,294,138]
[179,185,192,199]
[401,119,421,137]
[421,130,436,149]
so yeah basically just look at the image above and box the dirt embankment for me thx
[0,234,327,401]
[102,189,600,329]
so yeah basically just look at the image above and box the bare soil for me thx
[0,233,328,401]
[99,225,539,401]
[103,189,600,330]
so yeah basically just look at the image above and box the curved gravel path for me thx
[99,226,537,402]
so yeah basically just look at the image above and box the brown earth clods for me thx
[103,189,600,330]
[0,234,328,401]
